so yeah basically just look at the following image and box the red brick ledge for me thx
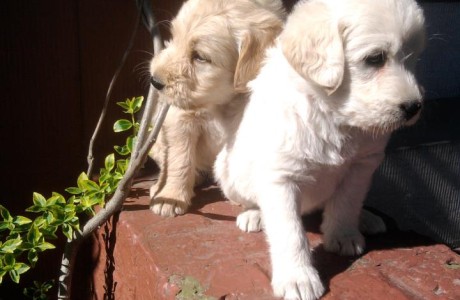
[90,180,460,299]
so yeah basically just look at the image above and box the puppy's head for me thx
[281,0,426,132]
[150,0,284,110]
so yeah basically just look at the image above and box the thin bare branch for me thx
[86,3,142,178]
[131,86,157,161]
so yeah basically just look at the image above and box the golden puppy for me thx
[215,0,426,298]
[148,0,285,217]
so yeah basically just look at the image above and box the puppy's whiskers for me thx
[134,61,151,73]
[401,52,414,63]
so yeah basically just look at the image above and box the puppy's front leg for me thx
[321,154,385,256]
[260,182,324,300]
[150,108,201,217]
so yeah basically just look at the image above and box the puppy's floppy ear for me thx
[234,20,283,92]
[281,1,344,95]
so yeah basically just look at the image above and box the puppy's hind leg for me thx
[150,109,201,217]
[215,149,264,233]
[321,154,384,256]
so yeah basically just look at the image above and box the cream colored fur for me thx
[214,0,426,299]
[148,0,285,216]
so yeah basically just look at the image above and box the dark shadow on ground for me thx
[303,209,436,292]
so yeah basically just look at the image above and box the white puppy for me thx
[148,0,285,217]
[215,0,426,299]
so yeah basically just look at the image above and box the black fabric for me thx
[366,1,460,248]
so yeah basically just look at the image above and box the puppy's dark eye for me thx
[364,52,387,67]
[191,51,210,63]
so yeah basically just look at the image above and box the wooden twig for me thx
[86,2,142,178]
[131,86,157,161]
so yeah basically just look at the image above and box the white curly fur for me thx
[215,0,426,299]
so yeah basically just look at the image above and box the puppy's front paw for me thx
[236,209,263,232]
[149,184,189,217]
[323,229,365,256]
[272,266,325,300]
[360,209,387,235]
[150,198,189,217]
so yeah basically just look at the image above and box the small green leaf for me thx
[32,216,46,228]
[131,96,144,113]
[9,223,30,235]
[13,216,32,226]
[116,101,130,112]
[64,203,76,213]
[113,119,133,132]
[25,205,43,213]
[52,192,66,204]
[80,180,100,193]
[0,221,9,231]
[86,207,96,216]
[36,242,55,252]
[40,226,58,240]
[77,172,89,190]
[105,153,115,172]
[68,195,76,204]
[126,135,137,153]
[43,279,55,290]
[4,253,15,266]
[70,217,80,230]
[116,159,129,174]
[27,250,38,267]
[0,270,6,284]
[13,263,30,275]
[0,237,22,253]
[62,224,73,241]
[32,193,47,208]
[9,269,20,283]
[99,172,111,184]
[46,193,66,207]
[65,187,82,195]
[0,205,12,221]
[44,211,54,224]
[27,225,42,244]
[114,145,130,156]
[80,196,91,208]
[113,173,124,181]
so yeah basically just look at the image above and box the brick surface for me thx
[91,179,460,300]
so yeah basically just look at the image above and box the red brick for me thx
[91,180,460,299]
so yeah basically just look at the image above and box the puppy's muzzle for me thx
[400,100,422,121]
[151,77,165,91]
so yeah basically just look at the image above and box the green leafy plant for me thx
[0,96,144,293]
[23,280,55,300]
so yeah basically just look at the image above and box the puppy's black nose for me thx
[400,101,422,120]
[150,77,165,90]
